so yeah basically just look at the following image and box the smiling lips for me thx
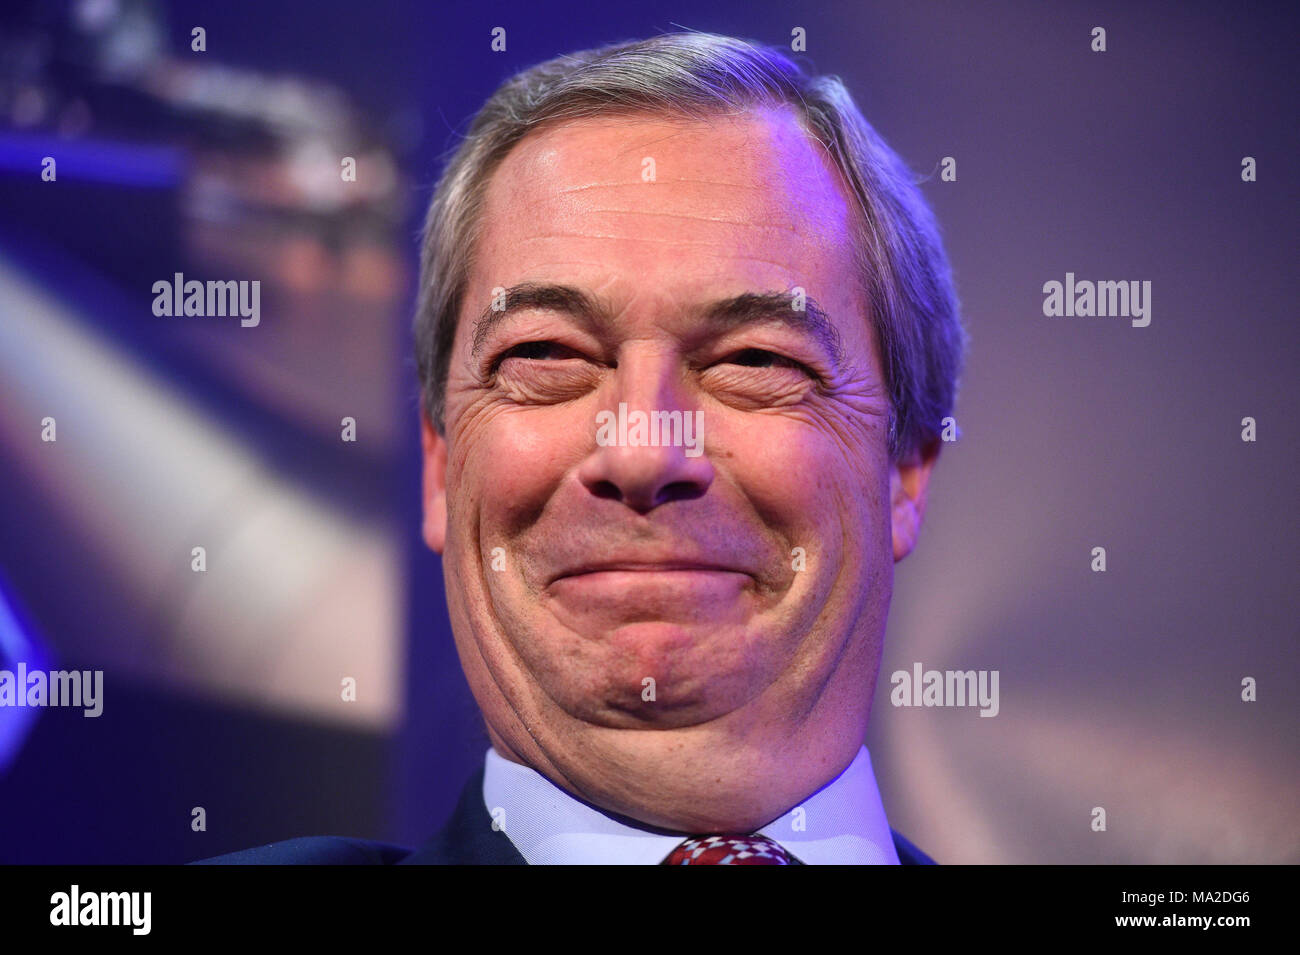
[550,562,747,584]
[546,565,752,623]
[541,550,761,625]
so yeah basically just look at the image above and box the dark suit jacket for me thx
[194,764,936,865]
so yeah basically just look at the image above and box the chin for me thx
[543,664,772,730]
[518,619,794,722]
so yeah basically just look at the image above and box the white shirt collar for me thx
[482,745,900,865]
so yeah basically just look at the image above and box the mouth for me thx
[545,564,754,623]
[549,562,748,585]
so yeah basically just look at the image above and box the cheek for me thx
[719,411,883,537]
[448,404,582,534]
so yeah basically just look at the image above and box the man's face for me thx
[422,105,937,831]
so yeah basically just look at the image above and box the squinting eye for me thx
[493,341,586,368]
[719,348,811,373]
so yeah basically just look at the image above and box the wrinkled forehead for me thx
[490,106,854,244]
[466,105,864,324]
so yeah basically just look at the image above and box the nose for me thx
[576,351,713,514]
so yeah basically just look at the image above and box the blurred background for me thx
[0,0,1295,863]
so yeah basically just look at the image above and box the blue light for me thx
[0,131,184,188]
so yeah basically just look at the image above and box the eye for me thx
[491,340,587,369]
[716,348,814,375]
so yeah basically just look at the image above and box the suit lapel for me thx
[401,763,525,865]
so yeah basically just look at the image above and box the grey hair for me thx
[415,32,966,462]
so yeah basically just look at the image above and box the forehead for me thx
[467,105,863,319]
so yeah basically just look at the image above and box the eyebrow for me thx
[470,282,847,369]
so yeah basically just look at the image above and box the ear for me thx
[890,435,942,562]
[420,412,448,554]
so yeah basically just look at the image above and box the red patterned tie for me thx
[662,833,792,865]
